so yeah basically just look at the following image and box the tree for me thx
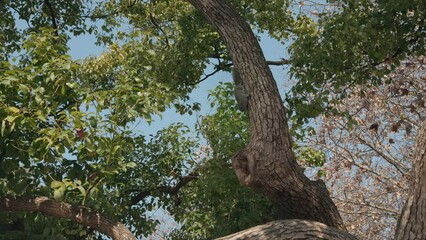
[0,0,425,239]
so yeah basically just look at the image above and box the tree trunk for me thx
[216,219,358,240]
[394,119,426,240]
[0,196,136,240]
[186,0,346,230]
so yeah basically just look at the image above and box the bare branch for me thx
[196,58,291,84]
[149,12,170,48]
[130,170,199,206]
[334,197,400,216]
[356,135,409,174]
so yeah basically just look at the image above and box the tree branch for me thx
[149,12,170,48]
[129,170,199,206]
[395,119,426,240]
[196,58,291,84]
[356,135,409,174]
[43,0,59,35]
[216,219,358,240]
[0,196,136,240]
[334,197,400,216]
[266,58,291,65]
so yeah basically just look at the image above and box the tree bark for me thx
[186,0,346,230]
[394,119,426,240]
[0,196,136,240]
[216,219,358,240]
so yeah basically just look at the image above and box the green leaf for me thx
[5,115,18,123]
[53,189,64,200]
[51,181,63,189]
[7,106,20,113]
[77,186,86,197]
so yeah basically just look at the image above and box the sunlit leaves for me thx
[0,24,197,238]
[296,146,326,167]
[202,82,249,155]
[51,179,86,201]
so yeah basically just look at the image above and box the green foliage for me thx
[0,28,125,238]
[293,143,327,178]
[203,82,249,154]
[231,0,294,40]
[0,0,94,58]
[169,83,277,239]
[295,146,326,168]
[2,0,295,237]
[0,25,200,238]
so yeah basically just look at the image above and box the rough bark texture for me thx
[394,119,426,240]
[0,196,135,240]
[216,219,358,240]
[186,0,346,230]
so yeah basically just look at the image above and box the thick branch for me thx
[0,196,135,240]
[216,219,358,240]
[187,0,345,230]
[395,119,426,240]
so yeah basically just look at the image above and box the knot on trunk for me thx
[232,149,257,186]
